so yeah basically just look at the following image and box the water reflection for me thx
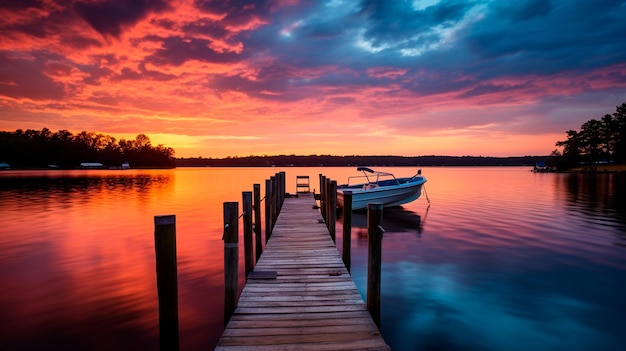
[558,172,626,246]
[1,167,625,351]
[339,206,428,239]
[0,171,171,198]
[365,169,626,351]
[1,171,172,351]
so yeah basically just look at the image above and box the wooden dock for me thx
[215,194,390,350]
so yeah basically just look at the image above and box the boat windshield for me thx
[347,168,399,186]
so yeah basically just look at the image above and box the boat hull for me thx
[337,176,426,210]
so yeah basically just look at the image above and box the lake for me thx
[1,167,625,351]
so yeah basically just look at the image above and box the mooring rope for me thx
[221,211,246,240]
[423,185,431,204]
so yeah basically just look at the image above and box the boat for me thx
[79,162,104,169]
[337,167,427,210]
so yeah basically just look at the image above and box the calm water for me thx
[1,167,625,351]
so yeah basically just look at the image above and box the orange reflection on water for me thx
[2,167,624,351]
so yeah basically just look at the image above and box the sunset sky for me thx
[1,0,626,158]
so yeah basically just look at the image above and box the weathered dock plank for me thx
[215,194,390,350]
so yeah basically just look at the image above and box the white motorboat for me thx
[337,167,427,210]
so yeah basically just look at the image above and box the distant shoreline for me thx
[175,155,550,168]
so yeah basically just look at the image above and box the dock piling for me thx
[342,191,352,273]
[271,175,278,227]
[367,203,384,328]
[242,191,253,278]
[320,175,327,221]
[265,178,273,242]
[153,214,179,351]
[253,184,262,262]
[223,202,239,327]
[329,180,337,243]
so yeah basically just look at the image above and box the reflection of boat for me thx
[340,206,427,236]
[337,167,427,210]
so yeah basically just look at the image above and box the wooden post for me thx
[242,191,253,278]
[325,178,331,229]
[279,171,286,208]
[271,175,277,225]
[275,172,281,210]
[223,202,239,327]
[154,214,179,351]
[265,178,272,242]
[329,180,337,243]
[320,175,326,220]
[318,173,323,201]
[253,184,262,262]
[276,172,283,212]
[342,191,352,273]
[366,203,384,329]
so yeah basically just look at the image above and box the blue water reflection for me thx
[341,170,626,351]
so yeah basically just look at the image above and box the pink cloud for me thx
[366,67,409,79]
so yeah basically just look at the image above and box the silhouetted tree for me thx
[555,102,626,168]
[0,129,175,168]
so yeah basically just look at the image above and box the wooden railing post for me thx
[279,171,286,208]
[325,178,331,229]
[253,184,262,262]
[323,177,328,224]
[265,178,273,242]
[320,175,327,220]
[342,191,352,273]
[366,203,384,328]
[242,191,253,278]
[154,214,179,351]
[271,175,278,225]
[223,202,239,327]
[329,180,337,243]
[318,173,323,203]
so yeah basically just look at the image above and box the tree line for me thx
[555,102,626,169]
[0,128,175,168]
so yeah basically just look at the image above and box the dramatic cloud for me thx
[1,0,626,157]
[74,0,171,38]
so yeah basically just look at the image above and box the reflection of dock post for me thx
[242,191,253,278]
[153,214,179,351]
[253,184,262,262]
[329,180,337,243]
[342,191,352,273]
[223,202,239,327]
[367,203,384,328]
